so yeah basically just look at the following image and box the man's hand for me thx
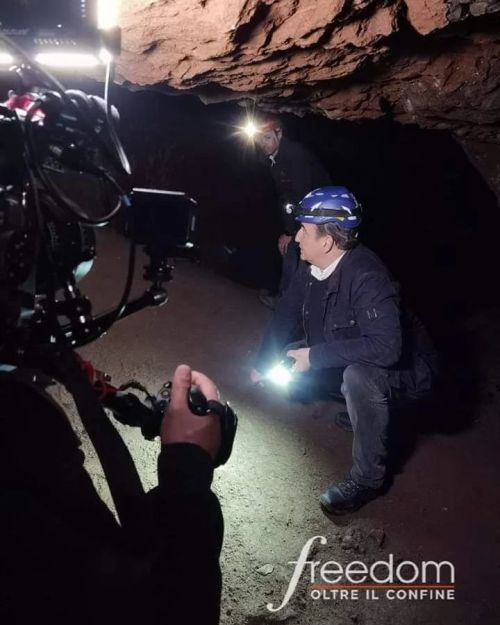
[286,348,311,373]
[250,368,265,386]
[278,234,292,256]
[161,364,221,461]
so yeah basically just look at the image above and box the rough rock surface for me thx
[118,0,500,143]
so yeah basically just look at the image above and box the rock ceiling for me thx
[118,1,500,144]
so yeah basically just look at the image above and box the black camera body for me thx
[0,84,200,363]
[101,379,237,468]
[0,9,237,467]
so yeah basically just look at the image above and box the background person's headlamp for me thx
[240,117,281,141]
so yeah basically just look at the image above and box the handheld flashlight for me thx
[266,356,295,387]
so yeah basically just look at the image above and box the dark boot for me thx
[320,477,381,514]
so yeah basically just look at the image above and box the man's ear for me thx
[276,128,283,142]
[324,234,335,253]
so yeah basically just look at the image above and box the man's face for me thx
[295,223,327,265]
[255,129,281,156]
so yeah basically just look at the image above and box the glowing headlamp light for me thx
[242,119,259,140]
[266,356,295,387]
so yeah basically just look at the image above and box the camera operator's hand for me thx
[161,364,221,461]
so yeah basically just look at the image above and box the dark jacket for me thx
[255,244,438,395]
[263,137,331,234]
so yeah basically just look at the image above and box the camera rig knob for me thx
[158,381,209,416]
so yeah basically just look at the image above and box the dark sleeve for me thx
[146,443,223,625]
[254,265,307,372]
[276,140,331,206]
[307,150,332,190]
[291,147,331,200]
[309,271,402,369]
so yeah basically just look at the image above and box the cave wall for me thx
[115,0,500,200]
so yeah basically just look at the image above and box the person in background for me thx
[253,113,331,308]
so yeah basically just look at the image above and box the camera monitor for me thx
[131,188,199,255]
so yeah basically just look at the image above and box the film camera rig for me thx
[0,3,236,469]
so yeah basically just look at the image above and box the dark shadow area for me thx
[385,374,479,484]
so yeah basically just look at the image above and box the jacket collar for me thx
[324,248,352,296]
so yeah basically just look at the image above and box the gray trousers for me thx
[342,364,393,488]
[292,363,426,489]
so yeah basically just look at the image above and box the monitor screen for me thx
[131,189,199,251]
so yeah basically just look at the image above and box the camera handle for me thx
[77,358,238,468]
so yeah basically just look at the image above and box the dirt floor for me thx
[56,230,499,625]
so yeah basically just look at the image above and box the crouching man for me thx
[251,186,439,514]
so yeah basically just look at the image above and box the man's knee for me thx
[341,364,390,401]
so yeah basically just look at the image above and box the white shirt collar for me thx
[310,252,346,281]
[268,147,280,166]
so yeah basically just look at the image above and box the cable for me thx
[1,32,138,344]
[25,102,124,225]
[24,157,67,344]
[113,194,137,322]
[1,33,132,225]
[61,194,138,345]
[0,32,129,176]
[104,58,131,175]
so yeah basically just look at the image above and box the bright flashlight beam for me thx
[267,364,293,387]
[0,53,14,65]
[242,119,259,139]
[98,0,120,30]
[35,53,101,68]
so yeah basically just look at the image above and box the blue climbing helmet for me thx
[297,186,362,229]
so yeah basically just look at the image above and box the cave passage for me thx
[110,87,500,350]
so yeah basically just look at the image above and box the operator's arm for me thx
[281,140,331,203]
[0,372,224,625]
[307,150,332,190]
[254,263,307,373]
[148,444,222,625]
[309,271,402,369]
[146,365,223,625]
